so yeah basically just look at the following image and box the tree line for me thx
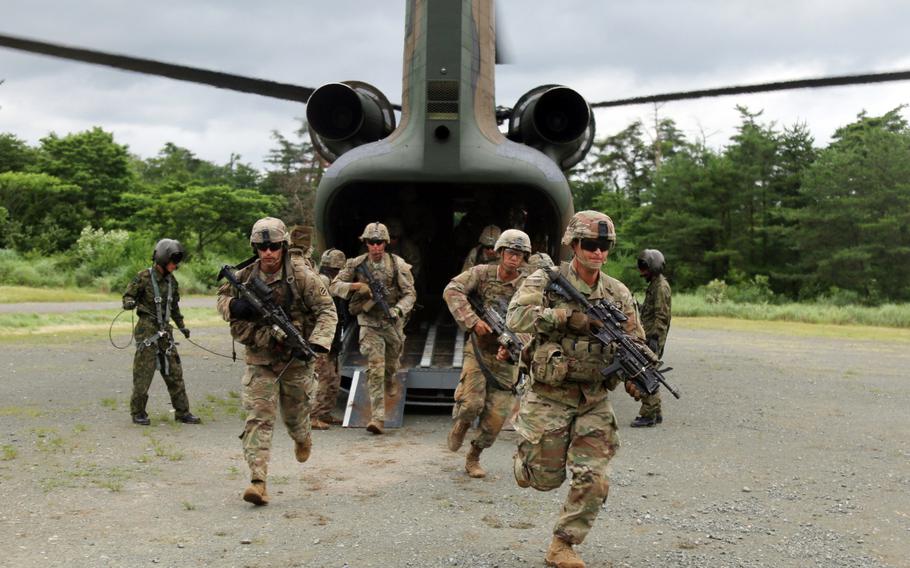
[1,106,908,303]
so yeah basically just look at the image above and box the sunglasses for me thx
[255,242,283,252]
[365,239,386,246]
[579,238,613,253]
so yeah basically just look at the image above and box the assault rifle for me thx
[547,268,680,399]
[468,295,524,363]
[218,265,317,362]
[355,262,395,321]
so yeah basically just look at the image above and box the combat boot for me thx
[465,444,486,478]
[242,481,269,506]
[295,436,312,463]
[366,419,385,435]
[321,414,343,426]
[545,535,585,568]
[631,414,662,428]
[447,420,470,452]
[176,412,202,424]
[132,412,150,426]
[310,416,330,430]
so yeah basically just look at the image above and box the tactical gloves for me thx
[123,298,136,310]
[180,327,191,339]
[565,310,603,334]
[647,337,659,354]
[229,298,259,321]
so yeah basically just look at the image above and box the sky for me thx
[1,0,909,170]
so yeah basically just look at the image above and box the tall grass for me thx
[675,293,910,328]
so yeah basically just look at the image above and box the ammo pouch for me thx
[530,342,567,386]
[347,291,370,316]
[560,337,616,384]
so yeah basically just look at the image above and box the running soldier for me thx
[311,248,348,429]
[631,248,672,427]
[443,229,532,478]
[329,222,416,435]
[216,217,337,505]
[122,239,200,426]
[507,211,646,568]
[461,224,502,272]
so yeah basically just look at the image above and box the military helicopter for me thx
[3,0,909,409]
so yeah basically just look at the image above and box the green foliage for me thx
[35,128,135,223]
[122,183,280,256]
[0,172,90,252]
[0,133,37,173]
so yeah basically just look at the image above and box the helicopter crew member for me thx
[461,224,502,272]
[631,248,672,428]
[122,239,200,427]
[311,248,348,429]
[217,217,337,506]
[507,211,646,568]
[443,229,532,478]
[330,222,416,435]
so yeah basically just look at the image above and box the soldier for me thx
[461,224,502,272]
[122,239,200,426]
[329,222,416,435]
[631,248,672,428]
[311,248,348,430]
[288,224,316,268]
[216,217,337,506]
[443,229,532,478]
[386,218,422,284]
[507,211,645,568]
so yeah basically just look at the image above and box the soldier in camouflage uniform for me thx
[329,222,416,435]
[443,229,532,478]
[461,224,502,272]
[311,248,348,430]
[122,239,200,426]
[631,249,672,428]
[288,224,316,269]
[507,211,646,568]
[216,217,337,506]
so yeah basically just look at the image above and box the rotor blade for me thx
[590,70,910,108]
[0,33,315,104]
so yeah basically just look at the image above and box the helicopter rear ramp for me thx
[339,316,463,426]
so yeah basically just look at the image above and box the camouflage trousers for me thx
[513,388,620,544]
[452,341,517,449]
[312,353,341,419]
[130,330,190,418]
[638,390,662,418]
[359,322,405,422]
[638,342,665,417]
[240,359,315,482]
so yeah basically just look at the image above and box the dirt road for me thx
[0,322,906,567]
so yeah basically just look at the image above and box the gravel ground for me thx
[0,322,907,567]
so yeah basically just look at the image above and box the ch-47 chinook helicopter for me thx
[3,0,909,411]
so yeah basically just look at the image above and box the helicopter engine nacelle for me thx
[306,81,397,163]
[507,85,595,171]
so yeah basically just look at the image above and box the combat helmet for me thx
[478,224,502,247]
[320,248,347,270]
[359,222,390,243]
[494,229,532,256]
[638,249,666,274]
[561,210,616,247]
[250,217,290,245]
[152,238,186,267]
[527,252,555,271]
[289,224,314,249]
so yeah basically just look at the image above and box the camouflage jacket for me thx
[461,244,499,272]
[216,254,337,365]
[122,267,185,338]
[640,274,671,353]
[507,261,645,407]
[329,252,416,328]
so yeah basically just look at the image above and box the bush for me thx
[0,249,73,287]
[702,279,727,303]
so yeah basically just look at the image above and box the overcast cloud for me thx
[1,0,908,169]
